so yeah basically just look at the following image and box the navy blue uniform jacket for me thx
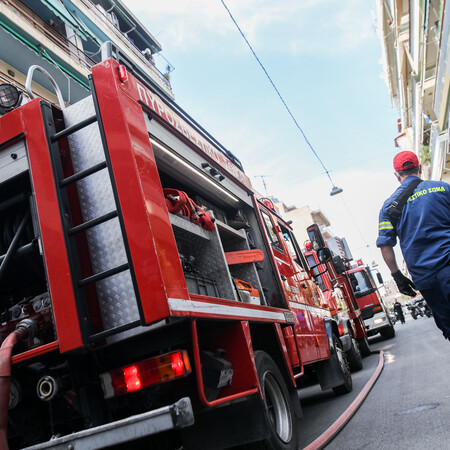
[376,176,450,289]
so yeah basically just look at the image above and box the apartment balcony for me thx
[0,0,173,106]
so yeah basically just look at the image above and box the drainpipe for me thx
[0,320,37,449]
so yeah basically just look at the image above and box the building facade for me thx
[377,0,449,182]
[0,0,173,108]
[273,200,333,249]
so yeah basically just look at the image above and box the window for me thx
[260,210,284,253]
[282,232,297,259]
[305,254,326,291]
[278,223,309,272]
[348,271,373,298]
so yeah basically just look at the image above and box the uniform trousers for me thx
[417,263,450,340]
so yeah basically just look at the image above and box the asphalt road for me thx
[297,313,450,449]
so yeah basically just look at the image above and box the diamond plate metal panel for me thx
[171,213,237,301]
[64,97,139,330]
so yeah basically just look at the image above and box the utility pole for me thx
[254,175,270,196]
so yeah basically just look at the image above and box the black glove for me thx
[392,271,417,297]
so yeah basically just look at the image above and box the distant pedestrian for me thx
[376,151,450,340]
[393,300,405,324]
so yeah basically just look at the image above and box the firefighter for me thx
[376,151,450,340]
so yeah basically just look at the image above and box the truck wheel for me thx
[346,337,363,371]
[380,324,396,339]
[254,351,299,450]
[357,337,371,357]
[332,335,353,396]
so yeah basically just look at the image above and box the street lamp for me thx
[330,185,343,196]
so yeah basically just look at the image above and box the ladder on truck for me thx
[27,66,141,344]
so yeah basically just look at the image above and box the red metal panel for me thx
[91,60,189,324]
[19,100,83,353]
[281,325,301,368]
[0,105,25,143]
[274,323,296,386]
[12,341,59,364]
[191,321,259,407]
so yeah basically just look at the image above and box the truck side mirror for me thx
[307,224,325,251]
[377,273,383,284]
[331,255,346,274]
[317,247,332,264]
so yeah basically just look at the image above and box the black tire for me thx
[332,335,353,396]
[253,351,298,450]
[357,337,371,357]
[380,324,396,339]
[411,312,417,319]
[346,337,363,371]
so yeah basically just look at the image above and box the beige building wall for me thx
[273,199,333,249]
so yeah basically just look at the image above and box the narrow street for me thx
[298,314,450,449]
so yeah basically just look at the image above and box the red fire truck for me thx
[304,226,371,368]
[0,55,353,449]
[346,264,395,339]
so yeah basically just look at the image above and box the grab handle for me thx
[25,65,65,110]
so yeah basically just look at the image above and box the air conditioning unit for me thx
[108,12,120,29]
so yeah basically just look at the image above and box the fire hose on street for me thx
[304,350,385,450]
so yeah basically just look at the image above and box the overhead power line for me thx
[220,0,342,195]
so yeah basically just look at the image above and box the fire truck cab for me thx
[0,54,353,449]
[347,265,395,339]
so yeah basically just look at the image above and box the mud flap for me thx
[315,319,346,391]
[180,396,268,449]
[340,318,354,352]
[340,331,352,352]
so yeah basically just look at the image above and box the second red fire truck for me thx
[347,264,395,339]
[304,226,371,365]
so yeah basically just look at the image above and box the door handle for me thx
[280,274,287,281]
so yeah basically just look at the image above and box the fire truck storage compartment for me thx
[146,117,265,304]
[0,139,49,339]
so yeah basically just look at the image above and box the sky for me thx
[125,0,405,278]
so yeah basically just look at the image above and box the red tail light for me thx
[373,305,382,312]
[100,350,191,399]
[171,351,186,376]
[123,366,141,392]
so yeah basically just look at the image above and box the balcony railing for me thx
[5,0,172,94]
[5,0,97,70]
[75,0,173,93]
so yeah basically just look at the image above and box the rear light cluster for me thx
[100,350,191,399]
[373,305,382,312]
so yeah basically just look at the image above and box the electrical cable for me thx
[220,0,337,188]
